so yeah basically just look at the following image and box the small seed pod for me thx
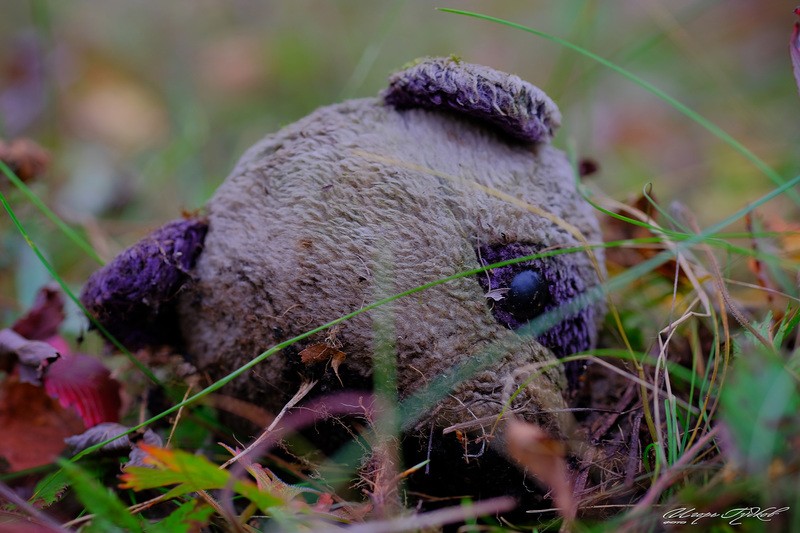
[383,56,561,144]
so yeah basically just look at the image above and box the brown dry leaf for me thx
[300,343,347,386]
[299,343,334,365]
[0,138,50,183]
[300,343,346,366]
[330,351,346,386]
[506,420,576,522]
[0,377,84,472]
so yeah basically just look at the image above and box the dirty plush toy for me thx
[81,57,605,504]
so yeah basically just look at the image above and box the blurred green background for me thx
[1,0,798,320]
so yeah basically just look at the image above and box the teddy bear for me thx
[80,57,605,505]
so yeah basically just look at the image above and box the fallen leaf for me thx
[64,422,162,468]
[506,420,576,522]
[44,352,121,427]
[0,328,60,385]
[0,377,84,472]
[299,343,346,366]
[8,286,122,427]
[331,351,346,386]
[300,343,347,386]
[11,286,64,341]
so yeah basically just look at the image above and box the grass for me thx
[2,2,800,531]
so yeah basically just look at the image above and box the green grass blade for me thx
[0,188,162,386]
[0,160,104,264]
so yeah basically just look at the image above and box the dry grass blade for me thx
[586,357,699,415]
[677,204,771,348]
[165,386,192,447]
[220,379,317,469]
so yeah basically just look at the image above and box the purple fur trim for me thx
[80,218,208,349]
[476,242,595,363]
[383,57,561,144]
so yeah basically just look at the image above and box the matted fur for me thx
[177,96,604,444]
[81,59,606,483]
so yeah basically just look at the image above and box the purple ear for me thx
[382,57,561,144]
[80,218,208,350]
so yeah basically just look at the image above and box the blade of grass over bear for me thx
[438,8,800,206]
[0,161,104,265]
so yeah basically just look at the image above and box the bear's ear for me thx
[382,57,561,144]
[80,218,208,350]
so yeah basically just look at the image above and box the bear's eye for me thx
[503,269,550,323]
[475,242,596,387]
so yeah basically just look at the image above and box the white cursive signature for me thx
[663,506,790,526]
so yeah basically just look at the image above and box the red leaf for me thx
[43,352,121,427]
[0,379,84,472]
[7,287,121,428]
[11,286,64,341]
[791,9,800,98]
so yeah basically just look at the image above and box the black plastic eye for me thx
[504,269,550,323]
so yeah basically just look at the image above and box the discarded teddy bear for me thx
[81,57,605,506]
